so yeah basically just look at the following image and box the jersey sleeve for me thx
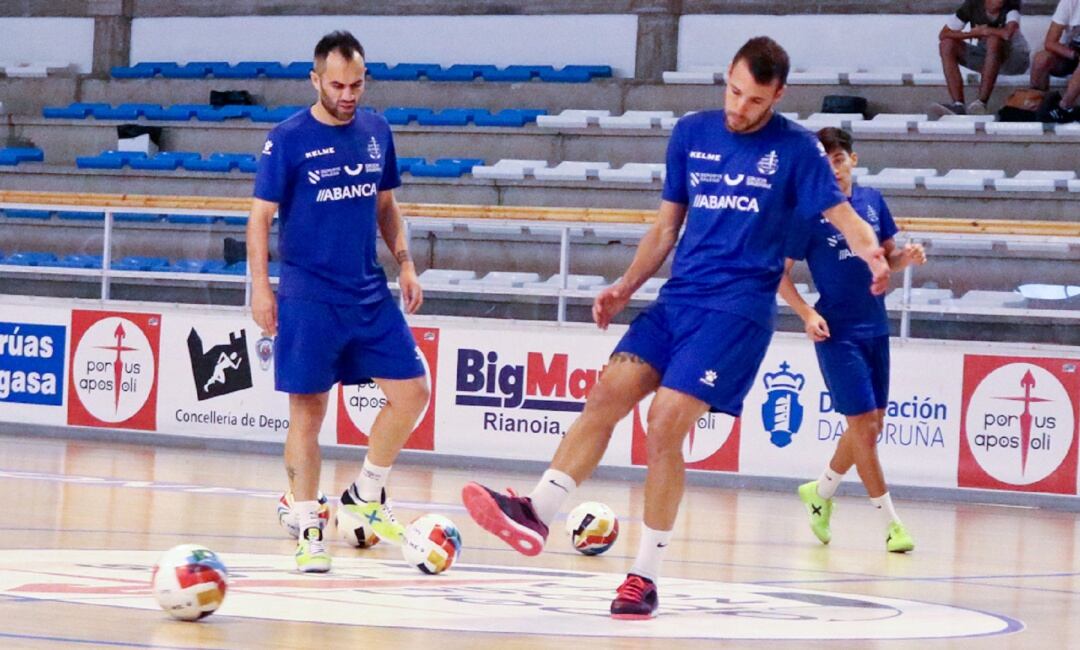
[791,136,846,224]
[661,120,689,205]
[1051,0,1068,25]
[877,193,900,242]
[378,127,402,192]
[253,129,288,203]
[782,217,812,261]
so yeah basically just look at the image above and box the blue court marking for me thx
[0,630,210,649]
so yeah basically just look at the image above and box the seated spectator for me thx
[932,0,1030,116]
[1030,0,1080,122]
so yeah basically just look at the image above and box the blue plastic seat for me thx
[53,254,103,269]
[3,209,52,220]
[221,262,247,275]
[111,256,169,271]
[485,65,547,82]
[195,105,255,122]
[265,61,312,79]
[237,156,258,173]
[427,64,500,81]
[0,147,45,165]
[382,107,434,125]
[222,217,248,226]
[365,62,391,77]
[418,108,487,126]
[160,61,227,79]
[43,102,111,119]
[396,157,426,175]
[165,214,222,225]
[184,153,257,172]
[114,212,163,223]
[213,61,269,79]
[143,104,205,121]
[474,108,547,127]
[249,105,306,123]
[91,103,163,120]
[371,63,441,81]
[409,157,485,177]
[169,259,212,273]
[5,252,58,266]
[540,65,611,82]
[76,151,147,169]
[57,211,105,221]
[130,152,202,171]
[110,62,172,78]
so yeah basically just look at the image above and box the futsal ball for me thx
[401,514,462,575]
[335,503,382,548]
[276,491,330,539]
[566,501,619,556]
[151,544,228,621]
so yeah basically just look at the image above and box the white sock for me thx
[355,457,391,502]
[816,467,845,500]
[870,492,902,525]
[528,469,576,525]
[294,500,321,538]
[629,525,673,583]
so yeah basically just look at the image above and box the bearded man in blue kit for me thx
[247,31,428,573]
[462,37,891,618]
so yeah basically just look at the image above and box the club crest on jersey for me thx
[757,150,780,176]
[261,140,273,156]
[367,137,381,160]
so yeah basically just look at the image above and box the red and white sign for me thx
[631,392,740,472]
[67,310,161,431]
[336,327,439,451]
[959,355,1079,494]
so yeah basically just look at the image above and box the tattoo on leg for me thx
[286,465,297,482]
[609,352,646,364]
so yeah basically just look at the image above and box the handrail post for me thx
[557,225,569,323]
[101,209,114,301]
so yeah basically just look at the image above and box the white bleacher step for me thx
[787,69,843,84]
[634,277,667,296]
[852,114,927,134]
[1054,123,1080,136]
[536,110,611,129]
[996,75,1031,87]
[941,290,1027,309]
[598,111,675,129]
[1005,240,1073,255]
[911,71,981,85]
[927,238,995,254]
[1017,284,1080,300]
[917,120,976,135]
[467,222,525,236]
[856,168,938,190]
[847,69,907,85]
[458,271,542,288]
[1068,179,1080,192]
[1,62,50,78]
[409,219,455,234]
[532,161,611,182]
[797,112,865,129]
[417,269,476,284]
[522,274,607,290]
[597,163,665,183]
[472,159,549,180]
[923,169,1006,191]
[662,71,718,84]
[526,225,587,238]
[985,122,1045,136]
[885,288,955,307]
[994,170,1076,192]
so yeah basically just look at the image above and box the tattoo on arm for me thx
[609,352,646,364]
[395,250,412,266]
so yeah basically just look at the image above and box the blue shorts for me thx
[815,335,890,416]
[613,302,773,416]
[275,295,424,394]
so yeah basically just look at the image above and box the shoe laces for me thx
[381,500,399,525]
[616,575,650,602]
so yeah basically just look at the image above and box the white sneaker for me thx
[967,99,988,115]
[295,526,331,573]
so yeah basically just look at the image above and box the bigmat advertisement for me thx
[1,298,1077,499]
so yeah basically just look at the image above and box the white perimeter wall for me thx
[679,14,1053,71]
[130,15,639,77]
[0,18,95,72]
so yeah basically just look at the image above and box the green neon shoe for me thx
[797,481,834,545]
[886,521,915,553]
[295,526,331,573]
[341,486,406,545]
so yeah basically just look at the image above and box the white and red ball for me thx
[565,501,619,556]
[401,514,462,574]
[151,544,228,621]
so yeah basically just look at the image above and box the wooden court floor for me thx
[0,433,1076,649]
